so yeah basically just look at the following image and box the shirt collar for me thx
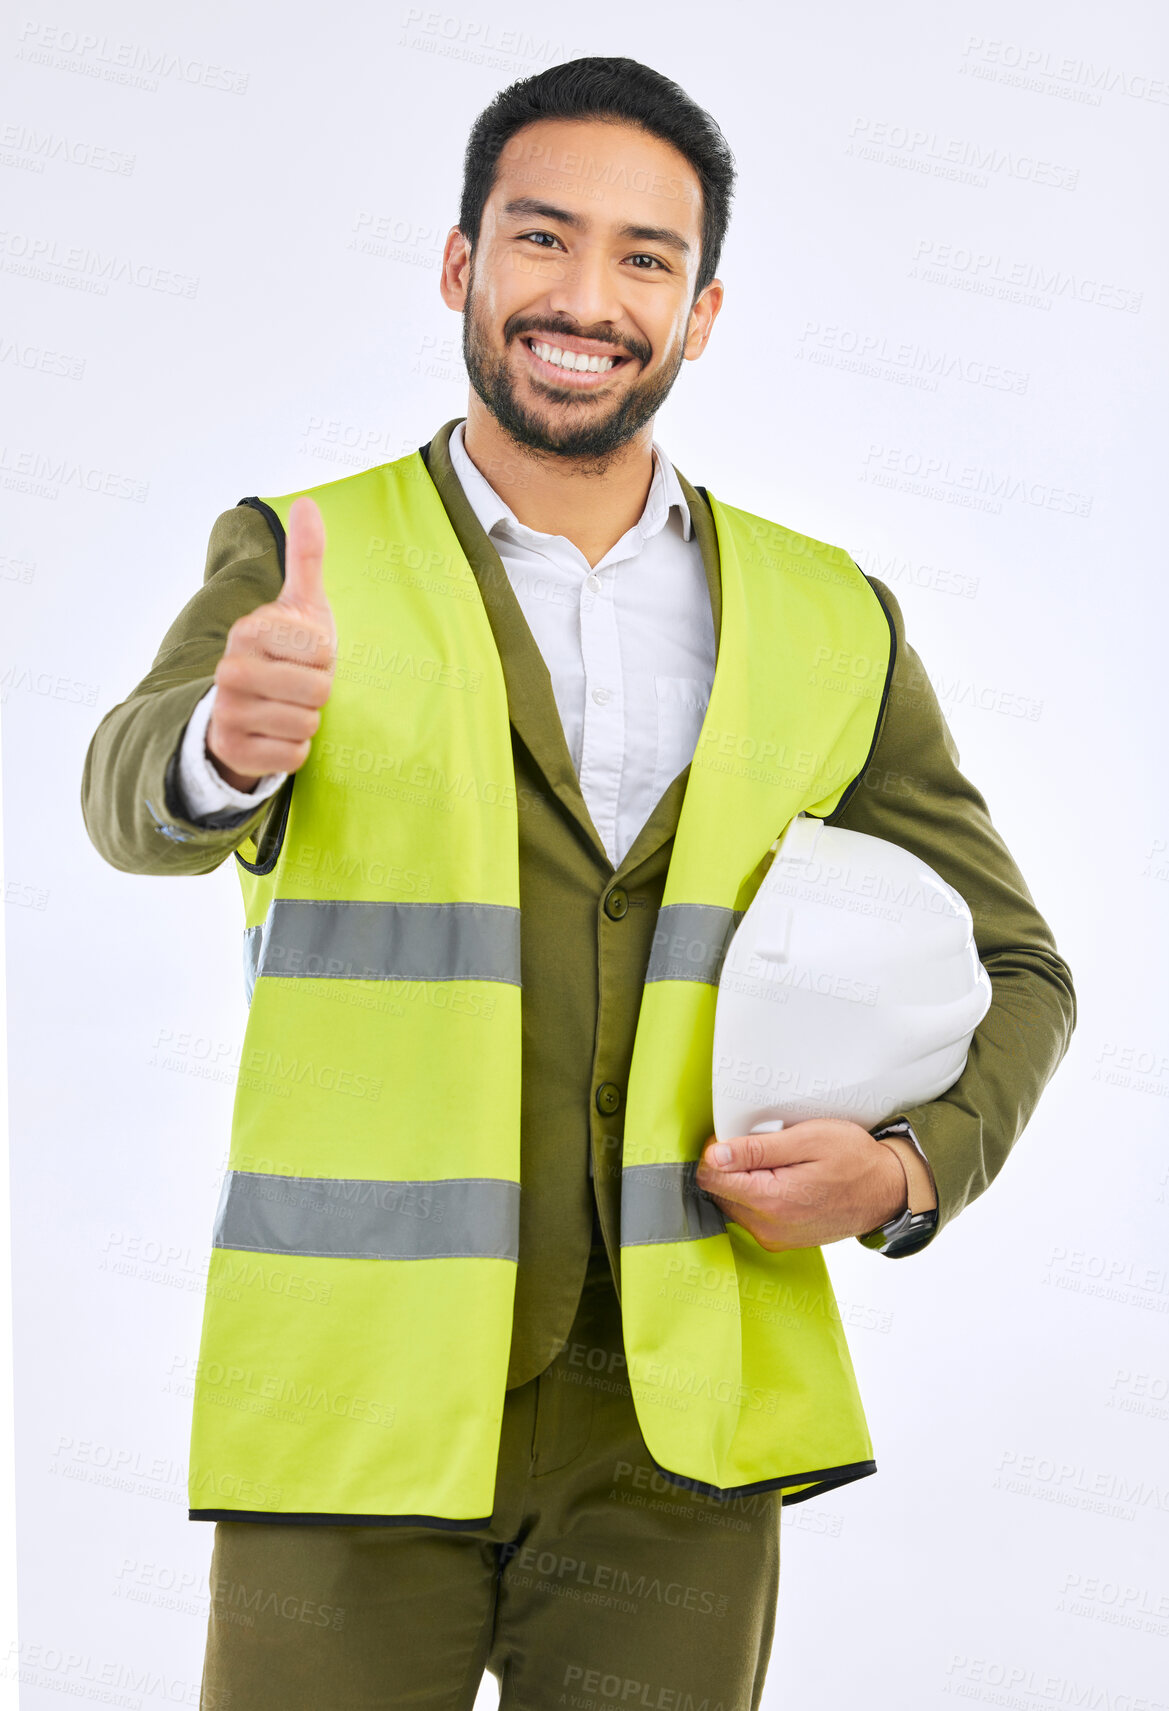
[446,417,693,547]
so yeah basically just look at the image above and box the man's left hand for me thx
[694,1119,907,1251]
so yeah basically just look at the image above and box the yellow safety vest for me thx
[187,449,894,1526]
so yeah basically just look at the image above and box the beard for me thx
[461,266,687,463]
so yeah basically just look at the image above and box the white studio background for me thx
[1,0,1166,1707]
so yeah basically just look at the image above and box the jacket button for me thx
[595,1082,622,1115]
[604,887,629,920]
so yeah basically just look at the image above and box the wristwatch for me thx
[863,1119,939,1258]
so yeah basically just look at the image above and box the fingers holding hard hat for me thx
[698,1120,852,1178]
[698,1158,826,1228]
[694,1119,907,1249]
[694,1130,825,1253]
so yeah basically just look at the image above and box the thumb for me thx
[278,496,330,615]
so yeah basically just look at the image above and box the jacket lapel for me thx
[612,468,723,879]
[421,418,610,865]
[418,418,724,878]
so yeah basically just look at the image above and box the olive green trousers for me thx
[198,1241,783,1710]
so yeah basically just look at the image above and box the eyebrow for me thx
[499,196,692,258]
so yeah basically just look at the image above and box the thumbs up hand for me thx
[207,497,337,792]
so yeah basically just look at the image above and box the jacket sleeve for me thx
[80,503,290,876]
[827,575,1077,1253]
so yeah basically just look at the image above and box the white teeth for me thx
[530,340,615,373]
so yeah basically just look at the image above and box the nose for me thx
[541,243,627,345]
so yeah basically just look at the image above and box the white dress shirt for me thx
[178,421,717,868]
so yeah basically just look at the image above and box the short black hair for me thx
[458,57,736,301]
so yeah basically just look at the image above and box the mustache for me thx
[506,317,652,367]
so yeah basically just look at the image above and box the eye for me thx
[517,230,562,249]
[627,253,666,270]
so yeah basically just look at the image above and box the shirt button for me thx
[604,888,629,920]
[595,1082,623,1116]
[591,687,612,706]
[586,573,601,592]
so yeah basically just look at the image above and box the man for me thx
[81,56,1075,1711]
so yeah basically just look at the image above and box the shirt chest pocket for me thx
[651,675,711,801]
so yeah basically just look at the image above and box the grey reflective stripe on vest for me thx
[620,1162,727,1246]
[213,1170,520,1262]
[243,923,263,1005]
[246,900,522,986]
[645,903,744,985]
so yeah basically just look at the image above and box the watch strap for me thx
[872,1133,936,1216]
[864,1119,940,1256]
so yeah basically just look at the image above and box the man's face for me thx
[444,117,719,459]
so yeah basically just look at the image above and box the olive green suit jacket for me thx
[80,417,1077,1388]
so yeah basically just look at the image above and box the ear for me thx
[684,279,724,361]
[440,228,472,311]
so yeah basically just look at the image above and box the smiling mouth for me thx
[521,336,633,386]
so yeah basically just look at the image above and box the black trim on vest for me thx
[232,776,293,875]
[189,1459,876,1526]
[646,1454,877,1507]
[825,567,897,824]
[232,496,296,876]
[189,1507,493,1530]
[778,1464,878,1505]
[238,495,287,578]
[417,439,432,468]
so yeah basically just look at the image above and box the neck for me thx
[461,396,656,569]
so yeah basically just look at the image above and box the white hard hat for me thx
[711,814,992,1140]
